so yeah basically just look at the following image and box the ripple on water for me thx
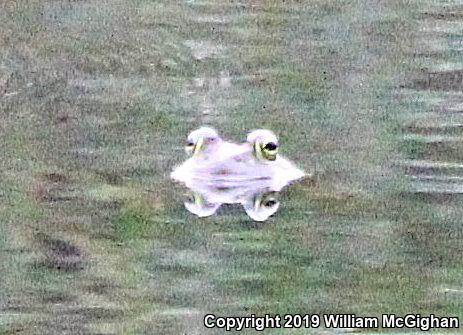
[184,40,224,60]
[401,3,463,198]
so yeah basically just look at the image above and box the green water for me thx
[1,0,462,334]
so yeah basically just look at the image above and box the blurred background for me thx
[1,0,462,334]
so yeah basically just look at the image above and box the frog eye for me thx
[264,142,278,151]
[264,200,277,207]
[186,141,194,147]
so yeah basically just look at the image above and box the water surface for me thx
[1,0,462,334]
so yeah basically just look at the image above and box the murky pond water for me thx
[1,0,462,334]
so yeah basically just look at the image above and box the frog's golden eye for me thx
[264,142,278,151]
[185,139,197,156]
[260,141,278,161]
[264,199,277,207]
